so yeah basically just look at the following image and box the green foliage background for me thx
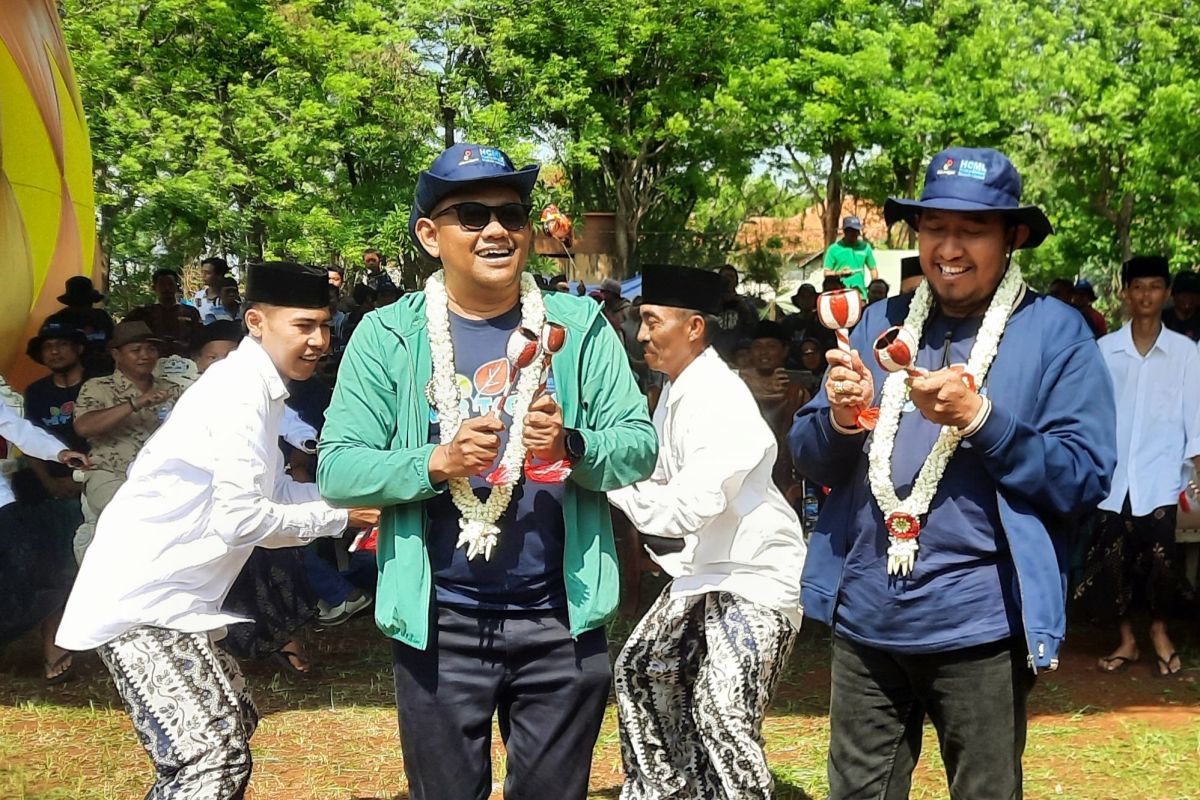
[59,0,1200,310]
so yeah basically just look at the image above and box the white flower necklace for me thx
[425,270,546,560]
[867,264,1024,575]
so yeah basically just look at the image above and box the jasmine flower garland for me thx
[867,264,1024,576]
[424,270,545,560]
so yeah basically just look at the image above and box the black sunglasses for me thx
[431,201,532,232]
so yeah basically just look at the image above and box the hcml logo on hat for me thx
[958,159,988,180]
[479,148,508,167]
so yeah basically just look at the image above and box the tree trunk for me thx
[442,105,456,148]
[823,140,848,246]
[1116,193,1134,264]
[612,189,636,280]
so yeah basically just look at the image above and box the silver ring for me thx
[832,380,847,395]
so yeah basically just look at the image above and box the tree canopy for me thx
[60,0,1200,301]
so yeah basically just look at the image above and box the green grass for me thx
[2,619,1197,799]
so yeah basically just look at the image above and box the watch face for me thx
[566,429,585,460]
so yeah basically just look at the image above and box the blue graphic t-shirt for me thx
[24,375,89,478]
[426,305,568,611]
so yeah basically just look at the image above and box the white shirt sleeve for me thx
[279,405,318,453]
[609,400,775,538]
[0,403,66,462]
[208,396,347,549]
[1183,345,1200,461]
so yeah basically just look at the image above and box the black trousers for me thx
[828,635,1035,800]
[392,605,611,800]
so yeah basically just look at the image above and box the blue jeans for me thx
[302,544,375,605]
[828,635,1034,800]
[392,605,611,800]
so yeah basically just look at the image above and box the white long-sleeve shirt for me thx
[0,402,67,509]
[1098,324,1200,516]
[608,348,806,628]
[58,337,349,650]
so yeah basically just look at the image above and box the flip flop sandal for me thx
[1097,655,1138,673]
[272,645,311,677]
[1154,652,1183,678]
[44,652,75,685]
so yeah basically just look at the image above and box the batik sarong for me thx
[615,588,796,800]
[97,626,260,800]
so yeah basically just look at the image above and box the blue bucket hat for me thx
[409,143,540,261]
[884,147,1053,249]
[26,320,86,364]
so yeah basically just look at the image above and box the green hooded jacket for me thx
[317,288,657,649]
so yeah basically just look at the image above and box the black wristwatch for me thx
[564,428,586,461]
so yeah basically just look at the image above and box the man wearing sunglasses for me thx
[319,143,657,800]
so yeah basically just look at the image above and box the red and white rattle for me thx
[816,289,863,352]
[872,326,925,376]
[873,325,977,391]
[818,288,879,429]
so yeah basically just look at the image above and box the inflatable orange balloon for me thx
[0,1,96,389]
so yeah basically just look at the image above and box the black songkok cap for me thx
[245,261,331,309]
[753,320,788,344]
[1120,255,1170,288]
[1172,270,1200,295]
[641,264,724,317]
[194,319,243,351]
[900,255,922,280]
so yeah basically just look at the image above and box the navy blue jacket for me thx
[789,289,1116,671]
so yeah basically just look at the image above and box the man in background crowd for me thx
[22,322,90,505]
[782,283,835,369]
[71,321,183,561]
[867,278,890,305]
[361,247,399,295]
[600,278,631,325]
[824,215,877,300]
[741,319,810,495]
[1077,255,1198,678]
[124,268,202,358]
[203,276,243,324]
[1072,279,1107,337]
[48,276,114,375]
[192,256,230,320]
[898,255,924,295]
[713,263,759,362]
[1162,269,1200,341]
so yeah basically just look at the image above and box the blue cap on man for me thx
[409,144,540,261]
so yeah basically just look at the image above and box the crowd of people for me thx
[0,142,1195,800]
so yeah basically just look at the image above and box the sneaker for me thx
[316,593,373,627]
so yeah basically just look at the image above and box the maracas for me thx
[872,326,925,376]
[525,322,573,484]
[818,288,878,429]
[816,288,864,353]
[492,327,543,418]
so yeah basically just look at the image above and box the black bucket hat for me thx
[57,275,104,305]
[884,147,1053,249]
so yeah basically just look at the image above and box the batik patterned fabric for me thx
[97,626,259,800]
[615,589,795,800]
[1075,498,1195,620]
